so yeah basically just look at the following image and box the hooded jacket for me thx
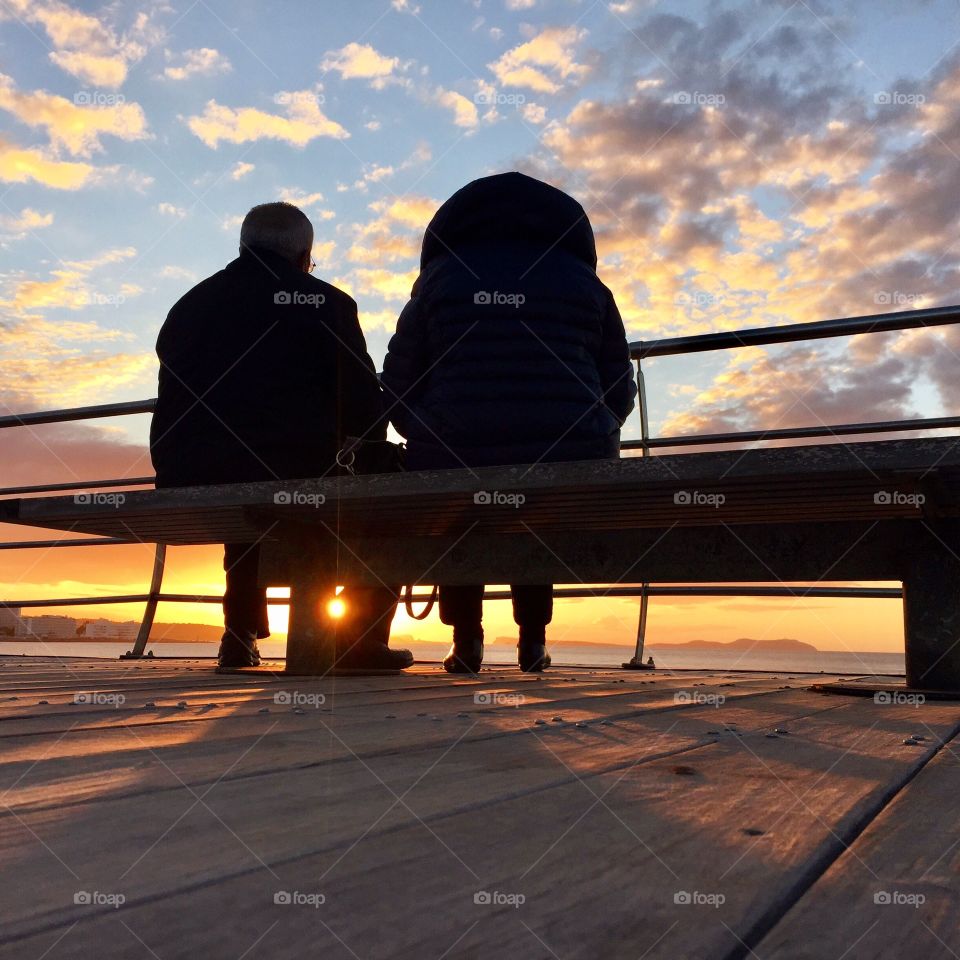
[381,172,636,469]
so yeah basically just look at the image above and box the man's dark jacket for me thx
[380,172,637,470]
[150,247,385,487]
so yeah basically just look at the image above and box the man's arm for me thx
[597,289,638,425]
[380,295,428,440]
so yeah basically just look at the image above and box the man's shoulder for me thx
[308,275,356,313]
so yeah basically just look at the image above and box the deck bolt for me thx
[535,719,547,725]
[902,738,919,745]
[551,716,564,722]
[258,707,269,714]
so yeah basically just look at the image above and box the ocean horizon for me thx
[0,639,906,676]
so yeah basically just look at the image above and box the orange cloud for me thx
[187,93,349,148]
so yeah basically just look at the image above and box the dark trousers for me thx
[223,543,398,646]
[438,584,553,629]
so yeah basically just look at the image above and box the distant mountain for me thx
[647,637,818,652]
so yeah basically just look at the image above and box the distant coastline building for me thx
[17,615,78,639]
[85,619,139,641]
[0,607,21,635]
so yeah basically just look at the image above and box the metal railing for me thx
[1,302,957,662]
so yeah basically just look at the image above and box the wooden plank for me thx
[3,438,959,544]
[0,687,852,937]
[0,675,796,811]
[756,740,960,958]
[1,694,957,959]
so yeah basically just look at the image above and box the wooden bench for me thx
[3,437,960,688]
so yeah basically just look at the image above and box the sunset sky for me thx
[2,0,959,655]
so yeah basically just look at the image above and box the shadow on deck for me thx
[0,657,958,959]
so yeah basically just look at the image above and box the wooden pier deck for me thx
[1,656,958,959]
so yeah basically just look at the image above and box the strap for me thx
[404,583,438,620]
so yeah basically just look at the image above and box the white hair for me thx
[239,202,313,263]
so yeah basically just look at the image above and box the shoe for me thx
[336,642,414,671]
[518,626,550,673]
[217,630,262,669]
[443,627,483,674]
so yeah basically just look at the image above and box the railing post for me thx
[623,357,655,669]
[122,543,166,659]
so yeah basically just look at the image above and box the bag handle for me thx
[404,584,438,620]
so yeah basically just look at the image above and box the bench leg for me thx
[285,572,338,675]
[903,545,960,692]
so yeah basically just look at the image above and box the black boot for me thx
[217,629,262,669]
[518,625,550,672]
[336,641,414,671]
[443,626,483,674]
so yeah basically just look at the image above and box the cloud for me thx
[0,208,54,233]
[0,73,149,157]
[489,26,589,93]
[157,202,186,218]
[164,47,232,81]
[505,0,537,8]
[230,161,255,180]
[320,43,406,89]
[186,92,349,147]
[345,267,419,302]
[0,139,96,189]
[0,247,138,319]
[343,194,436,270]
[278,188,336,219]
[2,0,160,88]
[434,87,479,127]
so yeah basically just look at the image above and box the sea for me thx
[0,639,906,676]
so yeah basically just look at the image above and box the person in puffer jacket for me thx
[381,171,637,674]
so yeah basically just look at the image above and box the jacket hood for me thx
[419,171,598,271]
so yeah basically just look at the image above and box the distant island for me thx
[494,636,818,652]
[646,637,818,652]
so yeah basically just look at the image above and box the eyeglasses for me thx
[308,257,317,274]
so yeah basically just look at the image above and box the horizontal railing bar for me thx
[631,304,960,360]
[1,585,903,609]
[0,538,132,550]
[621,415,960,450]
[0,399,155,430]
[0,477,154,497]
